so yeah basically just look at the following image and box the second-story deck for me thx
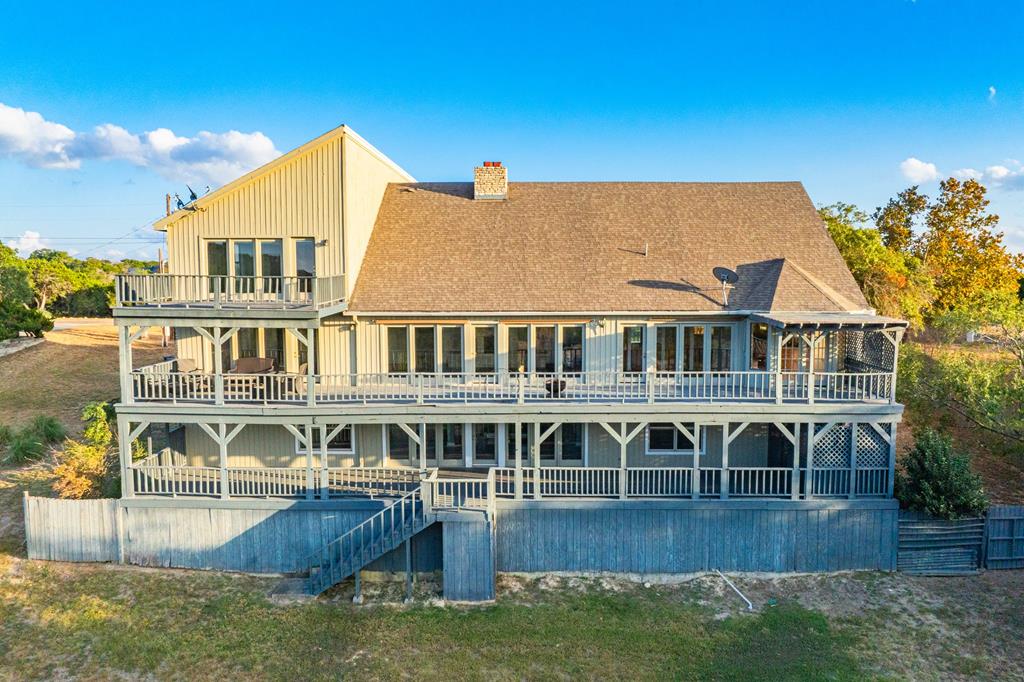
[128,365,896,407]
[114,274,347,319]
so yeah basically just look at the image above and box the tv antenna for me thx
[712,266,739,306]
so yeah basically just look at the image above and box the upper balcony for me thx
[113,274,347,321]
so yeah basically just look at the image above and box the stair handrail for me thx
[303,484,427,591]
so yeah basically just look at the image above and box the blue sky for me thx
[1,0,1023,259]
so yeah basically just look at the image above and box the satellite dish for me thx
[712,266,740,285]
[712,267,740,306]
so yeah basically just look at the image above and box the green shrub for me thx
[5,429,46,464]
[29,415,65,443]
[895,429,989,519]
[52,439,116,499]
[0,301,53,339]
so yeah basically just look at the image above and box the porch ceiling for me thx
[749,312,908,331]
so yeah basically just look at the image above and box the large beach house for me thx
[111,126,906,600]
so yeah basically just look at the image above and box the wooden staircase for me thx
[305,487,435,595]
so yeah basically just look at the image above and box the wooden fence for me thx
[985,505,1024,570]
[23,494,121,563]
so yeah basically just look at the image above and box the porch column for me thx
[619,422,628,500]
[306,329,316,408]
[320,425,329,500]
[806,332,817,405]
[849,421,858,500]
[691,423,701,499]
[532,422,541,500]
[888,422,897,497]
[304,424,315,500]
[117,414,133,498]
[774,331,784,404]
[418,423,427,471]
[119,326,134,406]
[213,327,225,405]
[514,421,523,501]
[721,422,730,500]
[791,423,801,500]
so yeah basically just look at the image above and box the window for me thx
[414,327,436,373]
[207,240,228,293]
[441,326,463,373]
[260,239,283,294]
[387,327,409,373]
[474,326,496,373]
[297,425,353,453]
[387,424,411,461]
[265,328,285,370]
[646,423,701,454]
[750,323,769,370]
[508,327,528,373]
[534,326,556,373]
[442,424,464,461]
[237,328,258,360]
[233,240,255,293]
[562,326,584,373]
[622,325,645,372]
[505,424,529,463]
[295,238,315,293]
[539,423,556,460]
[710,326,732,371]
[655,326,677,372]
[473,424,497,462]
[682,326,704,371]
[561,424,583,461]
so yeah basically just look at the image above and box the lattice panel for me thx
[855,424,889,468]
[813,423,851,469]
[842,330,895,372]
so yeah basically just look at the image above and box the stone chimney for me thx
[474,161,508,200]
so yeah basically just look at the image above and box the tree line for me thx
[0,244,156,339]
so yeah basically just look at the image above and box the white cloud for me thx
[989,85,997,101]
[6,230,48,256]
[954,168,982,180]
[0,102,280,185]
[986,164,1011,179]
[899,157,940,183]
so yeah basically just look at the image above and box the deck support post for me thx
[418,423,427,471]
[806,332,818,404]
[514,421,523,500]
[887,422,897,497]
[791,423,801,500]
[774,331,784,404]
[306,329,316,408]
[117,414,133,498]
[304,424,315,500]
[691,423,701,499]
[404,539,413,603]
[721,423,730,500]
[213,327,225,405]
[320,425,329,500]
[849,422,858,499]
[353,569,363,605]
[619,422,628,500]
[532,422,541,500]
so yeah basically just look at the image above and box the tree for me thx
[873,186,927,253]
[917,178,1022,314]
[0,243,32,306]
[895,429,988,519]
[24,256,77,312]
[819,203,934,329]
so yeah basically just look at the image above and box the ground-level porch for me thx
[120,411,899,502]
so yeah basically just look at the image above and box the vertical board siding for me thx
[985,505,1024,570]
[442,515,496,601]
[495,502,898,573]
[897,512,985,574]
[122,504,441,574]
[24,497,119,562]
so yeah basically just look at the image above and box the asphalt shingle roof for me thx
[347,181,869,314]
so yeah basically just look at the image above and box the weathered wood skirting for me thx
[985,505,1024,570]
[441,512,495,601]
[24,496,121,563]
[495,499,899,573]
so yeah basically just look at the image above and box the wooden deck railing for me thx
[115,274,346,309]
[129,463,891,501]
[129,367,896,406]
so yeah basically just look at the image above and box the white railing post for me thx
[514,422,523,501]
[849,422,858,500]
[646,370,655,404]
[691,423,701,499]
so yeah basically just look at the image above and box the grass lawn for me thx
[0,324,169,437]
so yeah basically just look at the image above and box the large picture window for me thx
[414,327,435,373]
[387,327,409,373]
[562,326,584,373]
[508,327,529,373]
[441,326,463,373]
[622,325,645,372]
[474,326,496,373]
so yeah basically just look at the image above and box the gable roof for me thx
[347,181,869,314]
[153,125,414,231]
